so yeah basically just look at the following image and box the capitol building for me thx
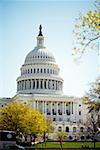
[1,25,88,139]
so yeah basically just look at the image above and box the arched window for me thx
[44,69,46,73]
[37,68,39,73]
[73,127,76,132]
[66,126,69,132]
[58,126,62,132]
[80,127,84,132]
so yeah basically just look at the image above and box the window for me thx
[79,111,81,115]
[37,68,39,73]
[67,118,70,122]
[59,118,62,121]
[28,69,29,74]
[53,118,56,121]
[44,69,46,73]
[58,126,62,132]
[79,104,81,107]
[66,110,70,115]
[41,68,42,73]
[73,127,76,132]
[66,127,69,132]
[80,127,84,132]
[31,69,32,73]
[52,109,56,115]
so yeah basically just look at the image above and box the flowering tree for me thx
[73,0,100,59]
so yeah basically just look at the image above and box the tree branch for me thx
[77,34,100,59]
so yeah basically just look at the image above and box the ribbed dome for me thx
[24,47,56,64]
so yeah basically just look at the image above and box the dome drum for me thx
[17,78,63,95]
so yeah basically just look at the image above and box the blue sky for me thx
[0,0,99,97]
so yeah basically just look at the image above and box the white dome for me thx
[24,47,56,64]
[17,26,63,95]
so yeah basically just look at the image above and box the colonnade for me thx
[17,79,63,91]
[32,101,73,117]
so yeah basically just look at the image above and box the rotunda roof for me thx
[24,47,56,64]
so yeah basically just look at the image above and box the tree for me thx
[83,77,100,146]
[0,101,47,138]
[73,0,100,59]
[87,77,100,113]
[56,132,66,150]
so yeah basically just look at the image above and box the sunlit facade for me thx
[1,26,88,140]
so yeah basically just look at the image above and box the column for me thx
[50,102,52,115]
[29,80,31,89]
[69,102,70,115]
[72,102,73,114]
[33,80,35,89]
[23,80,25,90]
[17,82,19,91]
[42,80,44,89]
[65,102,66,114]
[22,80,24,90]
[24,80,26,90]
[33,101,35,109]
[35,79,37,89]
[31,80,33,89]
[46,80,48,89]
[45,101,46,115]
[62,102,64,115]
[50,80,53,89]
[48,80,50,89]
[37,101,39,109]
[39,79,41,89]
[54,81,56,90]
[56,81,58,90]
[44,101,46,113]
[56,102,58,116]
[56,81,57,90]
[42,101,44,113]
[27,80,30,89]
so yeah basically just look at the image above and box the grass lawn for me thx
[33,141,100,148]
